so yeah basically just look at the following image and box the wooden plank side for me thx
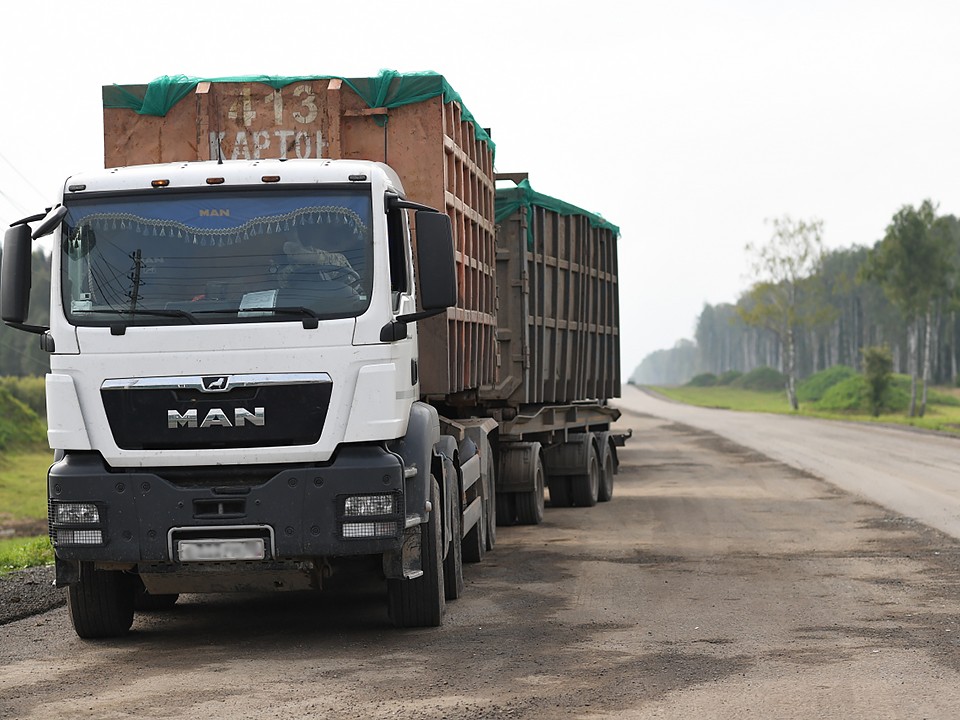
[103,78,498,398]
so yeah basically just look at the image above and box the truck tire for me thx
[67,563,135,639]
[496,491,517,527]
[443,490,464,600]
[133,576,179,611]
[388,478,445,627]
[598,441,615,503]
[549,476,573,508]
[514,452,545,525]
[569,446,600,507]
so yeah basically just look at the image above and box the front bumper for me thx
[48,445,411,564]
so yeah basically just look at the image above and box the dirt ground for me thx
[3,410,960,719]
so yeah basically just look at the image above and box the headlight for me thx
[54,502,100,524]
[50,501,105,546]
[340,493,401,540]
[343,494,396,517]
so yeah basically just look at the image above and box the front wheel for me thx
[67,563,135,639]
[388,478,445,627]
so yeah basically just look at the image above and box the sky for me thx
[2,0,960,378]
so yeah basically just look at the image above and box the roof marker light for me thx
[261,175,281,183]
[151,179,170,188]
[206,177,225,185]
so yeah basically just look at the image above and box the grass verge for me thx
[651,385,960,435]
[0,450,53,520]
[0,450,53,575]
[0,536,53,575]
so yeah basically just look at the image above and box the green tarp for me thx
[496,179,620,249]
[102,70,494,152]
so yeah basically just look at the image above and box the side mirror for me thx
[1,224,34,325]
[33,205,67,240]
[412,211,456,313]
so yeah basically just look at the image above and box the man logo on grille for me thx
[168,407,265,429]
[202,376,229,392]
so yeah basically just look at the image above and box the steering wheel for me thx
[316,264,362,290]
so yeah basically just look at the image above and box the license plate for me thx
[177,538,265,562]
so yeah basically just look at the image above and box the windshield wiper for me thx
[240,306,320,329]
[74,307,200,325]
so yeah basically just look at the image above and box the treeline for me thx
[0,249,51,377]
[632,210,960,387]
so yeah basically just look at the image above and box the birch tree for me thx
[862,200,953,416]
[739,216,827,410]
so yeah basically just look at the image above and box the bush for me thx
[814,376,870,413]
[687,373,718,387]
[0,376,46,418]
[716,371,743,386]
[928,389,960,407]
[861,347,892,417]
[797,365,858,403]
[815,374,911,414]
[0,389,46,450]
[732,367,786,392]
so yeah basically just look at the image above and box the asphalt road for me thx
[618,385,960,540]
[3,399,960,718]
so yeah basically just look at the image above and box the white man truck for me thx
[0,72,627,638]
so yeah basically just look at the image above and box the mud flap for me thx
[383,525,423,580]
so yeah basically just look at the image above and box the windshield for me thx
[60,188,373,326]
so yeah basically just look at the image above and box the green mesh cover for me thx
[102,70,493,152]
[496,179,620,249]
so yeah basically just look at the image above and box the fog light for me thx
[54,502,100,524]
[56,529,104,545]
[342,521,397,539]
[344,494,395,517]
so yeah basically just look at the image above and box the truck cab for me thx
[2,158,465,635]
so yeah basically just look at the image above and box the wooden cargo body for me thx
[487,180,621,406]
[102,76,497,397]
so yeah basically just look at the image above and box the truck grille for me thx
[101,373,332,450]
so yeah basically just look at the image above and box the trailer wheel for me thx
[132,575,179,611]
[443,489,464,600]
[598,442,615,503]
[67,563,135,639]
[496,491,517,526]
[569,445,600,507]
[388,477,445,627]
[515,452,545,525]
[549,476,573,508]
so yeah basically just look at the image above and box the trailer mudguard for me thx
[542,432,595,477]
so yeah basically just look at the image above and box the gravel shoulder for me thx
[0,565,64,626]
